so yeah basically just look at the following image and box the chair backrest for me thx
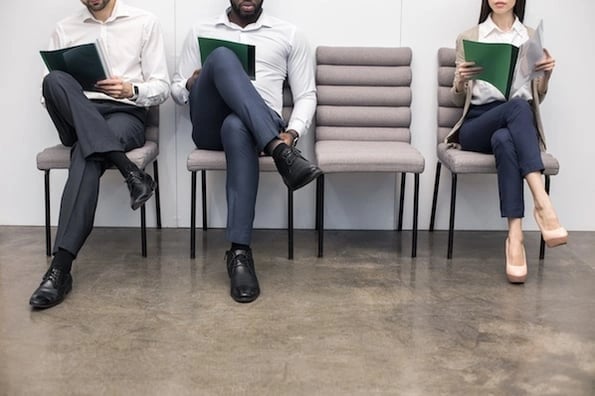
[145,105,160,143]
[315,46,412,143]
[282,84,293,122]
[437,48,464,144]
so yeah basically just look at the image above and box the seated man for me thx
[172,0,321,303]
[29,0,170,309]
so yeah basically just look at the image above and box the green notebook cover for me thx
[198,37,256,80]
[463,39,519,98]
[40,42,109,92]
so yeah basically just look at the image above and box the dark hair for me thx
[479,0,526,23]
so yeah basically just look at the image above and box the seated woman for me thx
[445,0,567,283]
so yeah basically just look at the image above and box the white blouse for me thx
[471,15,533,105]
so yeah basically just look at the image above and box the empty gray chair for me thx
[315,46,425,257]
[187,87,296,259]
[429,48,560,259]
[36,106,161,257]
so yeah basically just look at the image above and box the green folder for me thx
[40,42,110,92]
[198,37,256,80]
[463,39,520,98]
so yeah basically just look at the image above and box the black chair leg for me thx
[429,162,442,232]
[315,175,321,232]
[447,173,458,260]
[201,170,207,231]
[153,161,162,229]
[317,174,325,258]
[412,173,420,258]
[288,188,294,260]
[140,204,147,257]
[190,171,197,259]
[398,173,406,231]
[539,175,551,260]
[44,170,52,257]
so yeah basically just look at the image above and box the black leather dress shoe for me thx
[29,267,73,309]
[226,249,260,303]
[125,170,157,210]
[273,145,322,191]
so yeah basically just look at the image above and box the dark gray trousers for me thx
[188,47,285,245]
[42,71,147,256]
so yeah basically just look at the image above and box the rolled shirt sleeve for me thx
[286,29,316,136]
[171,27,201,106]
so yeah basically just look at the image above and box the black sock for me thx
[231,243,250,252]
[105,151,139,178]
[271,142,290,158]
[265,138,285,156]
[51,248,75,273]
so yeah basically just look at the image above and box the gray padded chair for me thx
[315,46,425,258]
[36,106,161,258]
[429,48,560,259]
[187,87,295,259]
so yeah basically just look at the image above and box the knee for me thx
[508,98,532,115]
[42,71,74,97]
[207,47,236,63]
[43,70,70,89]
[221,114,252,151]
[490,129,513,151]
[203,47,240,72]
[69,145,104,176]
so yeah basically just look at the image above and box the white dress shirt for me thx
[172,9,316,136]
[45,0,170,107]
[471,15,532,105]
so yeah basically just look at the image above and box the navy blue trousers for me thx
[43,71,147,256]
[459,98,544,218]
[188,47,285,245]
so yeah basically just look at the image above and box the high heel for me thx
[533,208,568,248]
[506,238,527,284]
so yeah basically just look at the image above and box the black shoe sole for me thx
[131,180,157,211]
[285,168,323,191]
[29,279,73,310]
[231,291,260,303]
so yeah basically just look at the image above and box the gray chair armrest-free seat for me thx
[36,105,162,257]
[429,48,559,259]
[315,46,425,258]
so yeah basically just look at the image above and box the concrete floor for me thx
[0,226,593,395]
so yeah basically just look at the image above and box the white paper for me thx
[511,20,545,94]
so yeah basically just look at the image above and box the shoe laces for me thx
[228,251,254,273]
[44,267,62,283]
[280,147,302,166]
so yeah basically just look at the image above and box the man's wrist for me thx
[287,130,299,147]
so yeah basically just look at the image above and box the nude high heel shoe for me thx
[533,208,568,248]
[506,238,527,284]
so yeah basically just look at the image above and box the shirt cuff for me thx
[172,81,190,105]
[287,119,307,137]
[135,83,144,104]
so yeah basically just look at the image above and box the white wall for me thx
[1,0,593,231]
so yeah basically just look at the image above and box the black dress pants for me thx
[42,71,147,256]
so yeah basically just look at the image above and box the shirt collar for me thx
[479,14,524,38]
[80,0,131,24]
[216,7,273,30]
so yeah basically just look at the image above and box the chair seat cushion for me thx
[437,143,560,175]
[36,142,159,171]
[36,144,71,170]
[186,149,277,172]
[126,141,159,169]
[315,140,425,173]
